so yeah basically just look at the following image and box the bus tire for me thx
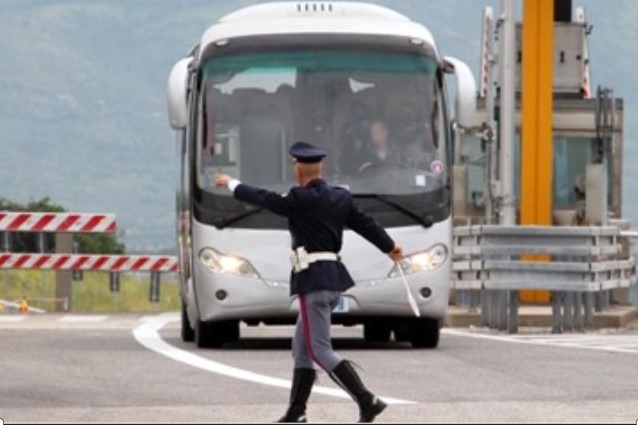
[195,320,224,348]
[181,302,195,342]
[364,323,391,343]
[195,319,240,348]
[393,322,411,343]
[223,320,240,343]
[408,318,440,349]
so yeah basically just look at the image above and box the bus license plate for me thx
[333,297,349,313]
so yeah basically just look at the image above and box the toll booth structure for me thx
[452,2,632,314]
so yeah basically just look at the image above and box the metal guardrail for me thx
[452,225,637,332]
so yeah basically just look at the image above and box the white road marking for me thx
[58,315,108,322]
[0,316,27,322]
[443,328,638,354]
[133,313,415,405]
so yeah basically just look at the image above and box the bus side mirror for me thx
[442,56,479,129]
[167,57,193,130]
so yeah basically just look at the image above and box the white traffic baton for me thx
[396,261,420,317]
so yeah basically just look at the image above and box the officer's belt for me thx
[307,252,340,262]
[290,247,340,273]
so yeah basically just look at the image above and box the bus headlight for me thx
[199,248,260,279]
[389,244,448,277]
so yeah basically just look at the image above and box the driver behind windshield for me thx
[357,119,401,173]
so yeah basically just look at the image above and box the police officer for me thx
[215,141,403,423]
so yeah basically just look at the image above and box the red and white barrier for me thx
[0,254,178,272]
[479,7,493,98]
[575,7,591,99]
[0,212,116,233]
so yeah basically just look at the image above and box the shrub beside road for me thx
[0,270,179,313]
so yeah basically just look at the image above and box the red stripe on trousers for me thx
[299,294,328,372]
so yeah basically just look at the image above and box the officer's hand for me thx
[388,245,403,262]
[215,174,230,188]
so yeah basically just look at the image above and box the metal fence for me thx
[452,225,636,332]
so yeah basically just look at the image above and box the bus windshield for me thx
[196,47,449,228]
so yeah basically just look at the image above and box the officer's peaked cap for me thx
[289,141,326,164]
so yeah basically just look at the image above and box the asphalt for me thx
[1,315,637,423]
[446,304,638,328]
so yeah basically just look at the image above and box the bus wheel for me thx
[181,302,195,342]
[364,323,391,343]
[195,320,240,348]
[195,320,223,348]
[408,318,440,349]
[223,320,240,343]
[393,322,411,343]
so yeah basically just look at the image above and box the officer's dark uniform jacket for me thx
[234,179,395,296]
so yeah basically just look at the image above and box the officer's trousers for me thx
[292,290,343,371]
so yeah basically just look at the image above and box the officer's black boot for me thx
[277,368,316,423]
[330,361,387,423]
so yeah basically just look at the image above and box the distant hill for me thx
[0,0,636,252]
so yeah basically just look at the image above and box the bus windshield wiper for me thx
[217,207,264,229]
[219,196,432,229]
[354,194,433,228]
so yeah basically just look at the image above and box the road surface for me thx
[1,314,637,423]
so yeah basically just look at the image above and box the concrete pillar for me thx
[585,163,608,226]
[453,165,469,219]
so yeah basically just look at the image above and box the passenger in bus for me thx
[357,119,401,173]
[215,141,403,423]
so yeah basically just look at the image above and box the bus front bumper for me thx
[193,263,450,323]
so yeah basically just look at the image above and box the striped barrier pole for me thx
[0,253,178,272]
[0,212,116,233]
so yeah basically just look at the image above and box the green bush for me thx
[0,270,179,313]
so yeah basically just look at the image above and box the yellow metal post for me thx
[520,0,554,304]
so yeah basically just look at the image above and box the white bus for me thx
[167,2,477,348]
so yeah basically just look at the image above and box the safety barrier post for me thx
[584,292,594,326]
[55,233,74,312]
[72,241,83,282]
[1,232,10,252]
[574,292,584,331]
[109,272,121,293]
[508,290,519,333]
[149,272,161,303]
[0,212,178,313]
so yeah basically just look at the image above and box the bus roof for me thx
[198,2,438,59]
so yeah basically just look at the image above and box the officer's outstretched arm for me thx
[234,184,295,217]
[216,174,295,217]
[346,202,395,254]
